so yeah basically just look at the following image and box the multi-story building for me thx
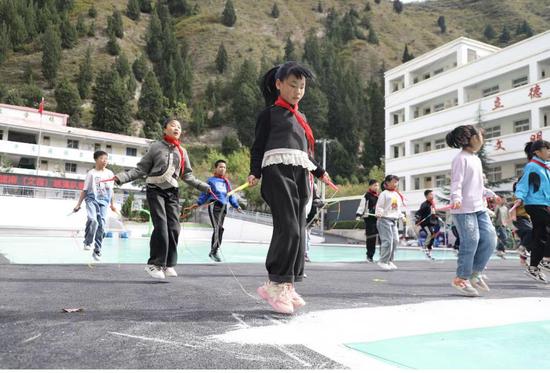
[0,103,151,198]
[384,31,550,209]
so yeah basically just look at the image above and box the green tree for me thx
[9,15,28,50]
[437,15,446,33]
[127,0,141,21]
[139,0,152,13]
[92,68,132,134]
[232,59,263,147]
[215,42,228,74]
[138,71,164,139]
[402,44,414,63]
[88,4,97,18]
[115,52,131,78]
[0,22,11,65]
[55,78,81,125]
[106,33,120,55]
[168,0,190,16]
[146,12,162,63]
[222,0,237,27]
[303,30,322,73]
[60,16,77,49]
[121,193,134,217]
[87,20,96,37]
[77,47,93,99]
[76,14,87,37]
[364,1,371,11]
[19,83,43,108]
[22,62,35,84]
[132,54,148,82]
[520,20,533,37]
[483,24,496,39]
[367,26,378,44]
[284,36,297,61]
[317,1,323,12]
[190,102,206,136]
[41,25,62,86]
[362,78,385,171]
[499,25,511,44]
[221,135,241,155]
[393,0,403,14]
[112,10,124,38]
[271,2,280,18]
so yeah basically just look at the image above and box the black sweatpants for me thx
[364,217,378,259]
[208,202,226,254]
[261,164,309,283]
[146,185,180,267]
[525,205,550,267]
[421,224,436,250]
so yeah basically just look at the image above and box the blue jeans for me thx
[496,226,508,251]
[453,210,496,279]
[84,199,108,252]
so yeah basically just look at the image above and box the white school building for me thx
[0,103,151,198]
[384,30,550,209]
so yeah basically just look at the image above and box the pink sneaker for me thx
[256,281,294,314]
[289,284,306,309]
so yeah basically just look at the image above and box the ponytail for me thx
[259,61,315,106]
[446,125,480,149]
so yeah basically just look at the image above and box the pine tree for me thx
[55,78,81,126]
[138,71,164,139]
[106,33,120,55]
[367,27,379,44]
[10,15,28,50]
[132,54,148,82]
[222,0,237,27]
[88,4,97,18]
[112,10,124,38]
[87,21,96,37]
[139,0,152,13]
[499,25,511,44]
[77,47,93,99]
[437,15,446,33]
[520,20,533,37]
[284,36,297,61]
[41,25,62,86]
[393,0,403,14]
[362,78,385,171]
[60,16,77,49]
[402,44,414,63]
[364,1,371,11]
[317,1,323,13]
[374,0,381,4]
[116,53,131,78]
[221,135,240,155]
[92,68,132,134]
[190,102,206,136]
[76,14,87,37]
[232,59,262,147]
[56,0,74,13]
[22,62,35,84]
[146,12,162,63]
[168,0,190,16]
[0,22,11,65]
[127,0,141,21]
[271,3,280,18]
[172,49,188,100]
[303,31,322,73]
[22,2,37,40]
[215,42,228,74]
[483,24,496,40]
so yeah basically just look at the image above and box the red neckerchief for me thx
[367,189,379,198]
[215,174,232,193]
[385,185,406,206]
[163,135,185,174]
[274,96,315,155]
[530,159,550,171]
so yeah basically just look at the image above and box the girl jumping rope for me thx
[447,125,497,296]
[248,61,333,314]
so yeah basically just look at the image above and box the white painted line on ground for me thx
[21,333,41,344]
[108,331,199,348]
[231,313,250,329]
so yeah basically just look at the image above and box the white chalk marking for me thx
[231,313,250,329]
[108,331,198,348]
[21,333,41,344]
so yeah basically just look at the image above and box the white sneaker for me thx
[377,262,392,271]
[92,250,101,262]
[145,265,166,279]
[84,244,93,251]
[388,262,398,269]
[470,273,490,292]
[164,267,178,277]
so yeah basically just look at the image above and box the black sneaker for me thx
[366,257,374,263]
[92,250,101,262]
[525,266,547,283]
[209,252,221,262]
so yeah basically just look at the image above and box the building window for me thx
[515,164,524,179]
[126,147,137,156]
[414,143,420,154]
[482,85,499,97]
[423,107,431,115]
[484,125,501,139]
[435,175,447,188]
[65,162,77,173]
[424,142,432,152]
[434,103,445,112]
[413,77,419,84]
[43,136,50,146]
[67,139,79,149]
[486,166,502,183]
[424,176,433,188]
[544,114,548,127]
[393,146,400,159]
[512,76,528,88]
[40,160,48,171]
[94,143,101,151]
[467,49,478,62]
[393,114,399,125]
[434,68,444,75]
[392,83,400,92]
[435,139,446,149]
[414,177,420,190]
[423,73,431,80]
[0,129,3,140]
[513,119,530,133]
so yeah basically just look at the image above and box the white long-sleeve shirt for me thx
[375,190,405,219]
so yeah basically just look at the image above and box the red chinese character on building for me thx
[528,84,542,99]
[492,96,504,110]
[494,139,506,151]
[52,180,63,188]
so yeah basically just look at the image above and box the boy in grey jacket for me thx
[114,119,210,279]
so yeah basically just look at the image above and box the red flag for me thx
[38,97,44,115]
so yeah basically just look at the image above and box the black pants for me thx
[513,217,533,251]
[452,225,460,251]
[525,205,550,267]
[364,217,378,259]
[421,224,436,250]
[208,202,226,254]
[261,164,309,283]
[146,185,180,267]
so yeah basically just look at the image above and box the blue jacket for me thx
[197,176,240,208]
[515,156,550,206]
